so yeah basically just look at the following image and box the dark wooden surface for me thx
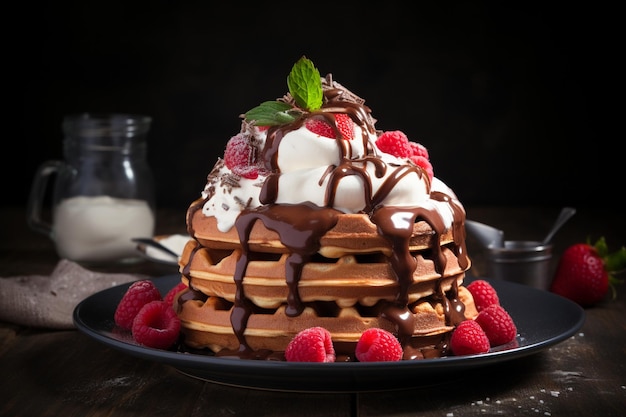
[1,206,625,417]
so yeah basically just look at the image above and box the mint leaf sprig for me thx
[287,56,323,111]
[244,56,323,126]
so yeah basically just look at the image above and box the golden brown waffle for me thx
[177,285,477,356]
[180,239,468,309]
[188,207,456,258]
[177,208,475,358]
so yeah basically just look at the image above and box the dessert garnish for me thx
[466,279,500,312]
[355,328,403,362]
[284,327,336,363]
[114,279,184,349]
[131,300,181,350]
[449,320,490,356]
[475,304,517,347]
[114,280,162,330]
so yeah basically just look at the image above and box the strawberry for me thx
[550,237,626,307]
[474,304,517,346]
[131,300,181,349]
[466,279,500,312]
[449,319,490,356]
[305,113,354,140]
[284,327,336,362]
[114,280,162,330]
[334,113,354,140]
[355,328,403,362]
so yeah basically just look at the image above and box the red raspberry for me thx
[284,327,336,362]
[114,280,162,330]
[305,113,354,140]
[375,130,412,158]
[449,319,490,356]
[355,328,403,362]
[475,304,517,346]
[410,154,434,182]
[466,279,500,312]
[408,141,429,159]
[131,300,181,349]
[224,133,260,179]
[232,164,260,179]
[163,281,187,307]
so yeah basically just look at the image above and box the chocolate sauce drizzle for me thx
[186,76,470,359]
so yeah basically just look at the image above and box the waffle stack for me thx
[176,202,476,360]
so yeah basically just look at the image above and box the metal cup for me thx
[484,240,553,290]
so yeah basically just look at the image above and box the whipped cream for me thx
[199,72,463,234]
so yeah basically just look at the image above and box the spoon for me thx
[132,237,180,258]
[541,207,576,246]
[465,220,505,248]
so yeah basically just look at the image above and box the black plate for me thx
[73,274,585,392]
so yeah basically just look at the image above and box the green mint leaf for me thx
[287,56,323,111]
[244,101,299,126]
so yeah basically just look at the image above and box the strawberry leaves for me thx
[244,56,323,126]
[592,236,626,300]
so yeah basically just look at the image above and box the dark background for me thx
[10,1,620,210]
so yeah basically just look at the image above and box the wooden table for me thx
[1,206,625,416]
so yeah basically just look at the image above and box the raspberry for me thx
[466,279,500,312]
[410,154,434,182]
[408,141,429,159]
[305,113,354,140]
[163,281,187,307]
[284,327,336,362]
[131,300,181,349]
[355,328,403,362]
[114,280,162,330]
[232,164,260,179]
[449,319,490,356]
[475,304,517,346]
[224,133,261,178]
[375,130,412,158]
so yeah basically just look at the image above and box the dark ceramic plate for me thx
[73,274,585,392]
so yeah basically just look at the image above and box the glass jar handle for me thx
[26,160,63,236]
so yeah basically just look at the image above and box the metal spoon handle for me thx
[541,207,576,246]
[132,237,180,258]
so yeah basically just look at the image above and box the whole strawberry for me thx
[550,237,626,307]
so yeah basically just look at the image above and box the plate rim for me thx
[73,274,585,392]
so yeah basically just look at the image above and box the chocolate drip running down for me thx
[182,75,470,359]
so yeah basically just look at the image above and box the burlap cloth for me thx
[0,259,145,329]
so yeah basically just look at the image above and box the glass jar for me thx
[27,113,156,264]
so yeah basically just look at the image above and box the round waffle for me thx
[176,208,475,360]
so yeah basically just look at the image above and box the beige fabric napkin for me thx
[0,259,145,329]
